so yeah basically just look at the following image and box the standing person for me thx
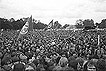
[1,51,11,66]
[0,56,3,71]
[58,54,68,67]
[96,59,106,71]
[0,52,2,67]
[12,60,25,71]
[68,53,78,70]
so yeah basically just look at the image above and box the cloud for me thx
[96,9,106,12]
[0,0,106,25]
[90,0,106,2]
[0,0,1,3]
[95,3,106,12]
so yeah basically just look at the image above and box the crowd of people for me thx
[0,29,106,71]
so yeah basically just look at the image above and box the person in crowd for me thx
[0,29,106,71]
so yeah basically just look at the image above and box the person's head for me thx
[61,62,68,67]
[96,59,106,71]
[73,53,77,58]
[62,54,66,57]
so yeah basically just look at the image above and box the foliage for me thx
[1,17,106,30]
[0,18,47,30]
[98,19,106,29]
[75,19,83,29]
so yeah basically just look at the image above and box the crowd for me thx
[0,29,106,71]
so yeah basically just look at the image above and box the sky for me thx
[0,0,106,25]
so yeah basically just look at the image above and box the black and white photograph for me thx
[0,0,106,71]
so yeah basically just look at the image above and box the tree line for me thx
[0,17,48,30]
[0,17,106,30]
[75,19,106,29]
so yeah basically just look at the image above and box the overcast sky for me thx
[0,0,106,25]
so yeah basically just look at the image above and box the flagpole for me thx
[98,35,100,46]
[97,28,100,49]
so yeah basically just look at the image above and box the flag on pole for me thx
[48,19,54,29]
[54,21,60,30]
[43,19,54,31]
[17,15,33,40]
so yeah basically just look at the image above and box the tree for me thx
[98,19,106,29]
[83,19,95,30]
[9,18,15,22]
[95,22,100,28]
[33,18,37,23]
[34,21,47,29]
[0,18,12,30]
[53,21,62,29]
[12,19,24,30]
[83,19,94,27]
[0,18,2,29]
[75,19,83,29]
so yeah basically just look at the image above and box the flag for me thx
[20,21,29,35]
[17,15,33,40]
[54,21,60,30]
[43,20,54,31]
[48,19,54,29]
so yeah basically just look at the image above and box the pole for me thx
[97,27,100,49]
[98,35,100,46]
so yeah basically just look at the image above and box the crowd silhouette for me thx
[0,29,106,71]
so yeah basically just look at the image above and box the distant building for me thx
[66,25,76,30]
